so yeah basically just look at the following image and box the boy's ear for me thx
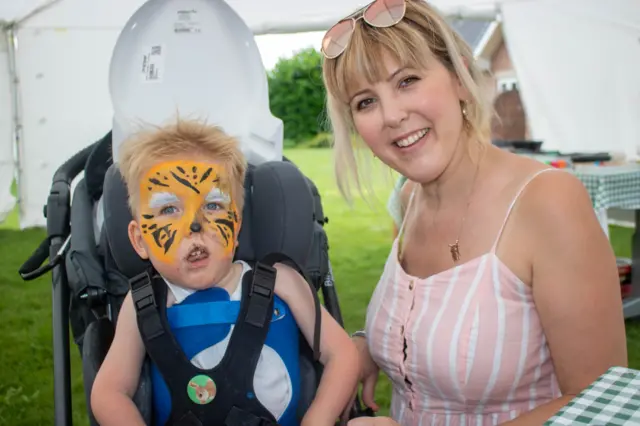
[128,220,149,259]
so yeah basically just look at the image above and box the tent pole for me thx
[15,0,63,27]
[5,25,24,227]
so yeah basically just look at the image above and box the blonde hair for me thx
[322,0,493,202]
[116,118,247,216]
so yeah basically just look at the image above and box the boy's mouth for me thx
[186,244,209,263]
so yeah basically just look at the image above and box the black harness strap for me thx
[129,253,321,426]
[130,261,279,426]
[257,252,322,362]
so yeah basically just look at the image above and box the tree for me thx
[268,47,327,144]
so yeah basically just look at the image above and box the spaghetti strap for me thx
[491,168,560,252]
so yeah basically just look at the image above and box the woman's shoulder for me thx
[504,155,594,234]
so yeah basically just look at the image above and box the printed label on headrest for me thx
[175,9,201,34]
[141,44,164,83]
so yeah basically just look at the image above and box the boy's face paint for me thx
[138,160,240,264]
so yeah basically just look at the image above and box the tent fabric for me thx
[3,0,499,31]
[0,0,638,228]
[502,0,640,156]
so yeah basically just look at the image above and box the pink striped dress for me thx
[365,170,562,425]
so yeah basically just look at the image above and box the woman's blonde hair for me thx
[116,118,247,216]
[322,0,493,203]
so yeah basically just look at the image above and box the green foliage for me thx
[299,132,332,149]
[268,47,327,144]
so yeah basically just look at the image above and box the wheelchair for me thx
[19,130,374,425]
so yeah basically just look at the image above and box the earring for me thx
[461,101,468,118]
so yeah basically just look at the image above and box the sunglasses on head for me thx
[321,0,407,59]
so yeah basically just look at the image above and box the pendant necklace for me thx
[449,152,483,263]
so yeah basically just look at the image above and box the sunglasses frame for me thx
[321,0,407,59]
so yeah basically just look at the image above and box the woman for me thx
[321,0,628,425]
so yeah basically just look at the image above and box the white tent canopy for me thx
[1,0,639,228]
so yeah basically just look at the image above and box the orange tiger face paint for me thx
[138,160,240,265]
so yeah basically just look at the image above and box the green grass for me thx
[1,148,639,425]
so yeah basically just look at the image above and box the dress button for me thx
[409,280,414,290]
[400,325,405,334]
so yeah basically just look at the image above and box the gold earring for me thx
[462,101,468,118]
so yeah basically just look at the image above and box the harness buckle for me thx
[245,262,276,328]
[130,271,164,339]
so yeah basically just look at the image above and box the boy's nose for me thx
[190,221,202,233]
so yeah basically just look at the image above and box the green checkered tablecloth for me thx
[545,367,640,425]
[573,165,640,211]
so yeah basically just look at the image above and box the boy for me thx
[91,119,360,426]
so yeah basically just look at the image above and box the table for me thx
[571,165,640,321]
[545,366,640,425]
[573,164,640,218]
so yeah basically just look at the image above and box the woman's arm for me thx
[504,171,627,425]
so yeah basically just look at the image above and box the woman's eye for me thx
[356,98,375,110]
[399,76,419,88]
[159,205,178,215]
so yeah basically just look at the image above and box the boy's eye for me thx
[204,202,222,211]
[159,205,178,215]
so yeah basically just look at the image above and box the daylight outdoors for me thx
[2,21,640,426]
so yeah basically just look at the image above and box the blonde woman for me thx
[321,1,627,425]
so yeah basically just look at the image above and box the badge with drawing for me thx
[187,374,217,405]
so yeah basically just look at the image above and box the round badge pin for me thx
[187,375,217,405]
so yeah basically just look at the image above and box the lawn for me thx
[1,148,640,425]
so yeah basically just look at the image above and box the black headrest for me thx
[102,161,315,279]
[85,131,113,202]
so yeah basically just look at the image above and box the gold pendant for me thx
[449,241,460,262]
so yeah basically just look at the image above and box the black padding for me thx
[67,179,104,297]
[102,165,149,279]
[234,164,255,262]
[249,162,315,269]
[85,131,113,202]
[82,318,115,426]
[66,179,109,350]
[296,352,320,421]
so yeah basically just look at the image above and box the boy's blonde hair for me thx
[322,0,493,202]
[116,118,247,216]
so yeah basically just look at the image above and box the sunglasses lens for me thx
[322,19,356,58]
[364,0,406,27]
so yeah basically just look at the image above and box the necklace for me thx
[448,152,483,263]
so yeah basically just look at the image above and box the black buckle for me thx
[131,274,157,312]
[249,262,275,298]
[130,271,164,340]
[245,262,276,328]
